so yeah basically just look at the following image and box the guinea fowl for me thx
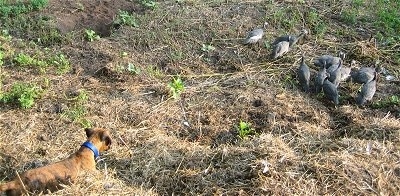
[356,72,377,105]
[351,67,376,84]
[297,56,310,92]
[314,51,346,69]
[243,22,268,45]
[271,40,290,59]
[272,29,308,47]
[315,62,329,93]
[323,78,339,105]
[328,59,342,87]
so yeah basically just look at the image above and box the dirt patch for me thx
[48,0,141,36]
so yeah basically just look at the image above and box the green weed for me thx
[201,44,215,52]
[269,7,302,31]
[114,10,138,27]
[63,105,87,122]
[372,95,400,108]
[237,120,256,139]
[120,51,128,57]
[127,63,141,75]
[85,29,100,42]
[342,9,358,25]
[1,14,65,46]
[62,90,90,127]
[306,9,327,37]
[146,65,163,78]
[352,0,364,7]
[169,50,184,62]
[14,53,48,72]
[141,0,157,9]
[49,53,71,74]
[0,0,48,17]
[169,76,184,99]
[69,90,89,104]
[0,82,41,109]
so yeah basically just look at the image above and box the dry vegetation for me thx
[0,0,399,195]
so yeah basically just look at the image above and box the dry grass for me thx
[0,0,399,195]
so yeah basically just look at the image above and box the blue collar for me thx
[81,141,100,159]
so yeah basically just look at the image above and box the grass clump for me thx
[114,10,138,28]
[49,53,71,74]
[13,52,71,74]
[372,95,400,108]
[62,90,91,127]
[306,9,327,37]
[0,82,42,109]
[342,9,358,25]
[14,53,48,71]
[141,0,157,9]
[127,63,141,75]
[201,44,215,52]
[0,0,48,17]
[85,29,100,42]
[169,76,184,99]
[237,120,256,139]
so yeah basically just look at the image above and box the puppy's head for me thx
[84,128,112,152]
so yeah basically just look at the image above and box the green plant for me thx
[114,10,138,27]
[169,76,184,99]
[75,90,89,104]
[63,105,87,122]
[146,65,163,78]
[14,53,48,72]
[62,90,90,127]
[85,29,100,42]
[237,120,256,139]
[0,82,41,109]
[127,63,141,75]
[307,9,327,37]
[14,53,35,66]
[372,95,400,108]
[49,53,71,74]
[352,0,364,7]
[201,44,215,52]
[120,51,128,57]
[342,9,358,25]
[0,0,48,17]
[141,0,157,9]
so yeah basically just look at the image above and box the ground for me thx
[0,0,399,195]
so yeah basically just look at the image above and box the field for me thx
[0,0,399,195]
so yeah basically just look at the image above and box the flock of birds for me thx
[243,23,378,106]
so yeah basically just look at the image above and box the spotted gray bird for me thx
[314,51,346,69]
[272,29,308,47]
[297,56,310,92]
[351,67,376,84]
[323,78,339,105]
[243,22,268,45]
[271,40,290,59]
[356,72,377,105]
[315,62,329,93]
[328,59,342,87]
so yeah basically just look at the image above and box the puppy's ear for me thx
[85,128,94,138]
[101,134,112,146]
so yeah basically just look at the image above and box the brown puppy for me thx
[0,128,112,196]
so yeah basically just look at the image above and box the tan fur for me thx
[0,128,112,196]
